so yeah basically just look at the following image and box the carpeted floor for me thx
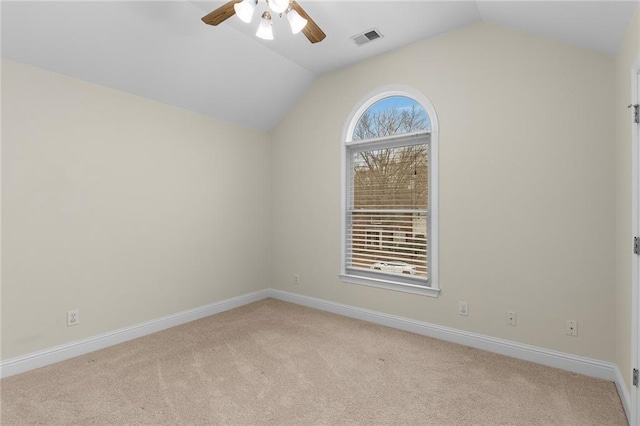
[0,298,628,425]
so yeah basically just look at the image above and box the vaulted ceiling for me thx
[2,1,637,130]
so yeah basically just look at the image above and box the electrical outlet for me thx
[458,301,469,316]
[565,320,578,336]
[294,274,300,285]
[507,311,517,326]
[67,309,79,327]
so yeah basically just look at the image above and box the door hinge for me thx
[629,104,639,124]
[633,369,639,387]
[634,237,640,255]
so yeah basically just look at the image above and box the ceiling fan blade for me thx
[290,1,326,44]
[202,0,242,26]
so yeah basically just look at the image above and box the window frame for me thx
[340,86,440,297]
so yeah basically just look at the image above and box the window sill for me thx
[340,274,440,297]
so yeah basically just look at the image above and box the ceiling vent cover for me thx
[351,28,383,46]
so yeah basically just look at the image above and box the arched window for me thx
[352,96,431,140]
[341,86,439,296]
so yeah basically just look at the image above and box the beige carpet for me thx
[0,298,627,425]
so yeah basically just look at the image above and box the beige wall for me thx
[271,23,617,362]
[615,7,640,393]
[1,60,271,359]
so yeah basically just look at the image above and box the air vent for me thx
[350,28,383,46]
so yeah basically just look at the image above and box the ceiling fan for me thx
[201,0,326,43]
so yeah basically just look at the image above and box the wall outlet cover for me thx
[67,309,79,327]
[458,301,469,316]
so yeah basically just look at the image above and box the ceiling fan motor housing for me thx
[268,0,290,14]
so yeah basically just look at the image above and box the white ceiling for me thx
[2,1,638,130]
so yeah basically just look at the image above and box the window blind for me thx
[346,134,430,284]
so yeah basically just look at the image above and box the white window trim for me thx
[340,85,440,297]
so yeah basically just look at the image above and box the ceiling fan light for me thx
[234,0,255,23]
[268,0,289,14]
[286,9,307,34]
[256,12,274,40]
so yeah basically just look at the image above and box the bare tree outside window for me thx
[353,102,430,141]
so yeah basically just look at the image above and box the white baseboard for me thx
[266,289,620,382]
[1,286,630,424]
[0,289,270,378]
